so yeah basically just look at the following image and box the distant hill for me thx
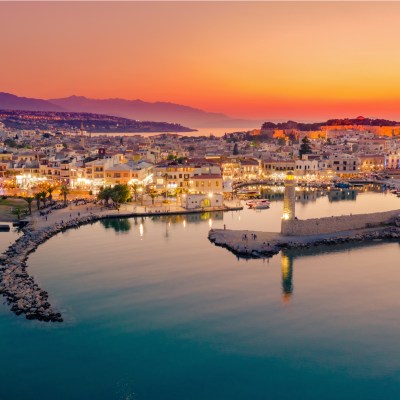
[0,92,64,112]
[0,109,194,133]
[261,117,400,131]
[48,95,255,128]
[0,92,257,128]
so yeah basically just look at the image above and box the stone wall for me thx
[281,209,400,236]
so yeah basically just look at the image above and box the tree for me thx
[110,184,131,209]
[299,136,312,159]
[22,196,34,215]
[130,182,140,202]
[60,185,69,205]
[277,137,286,146]
[47,187,55,204]
[40,191,47,208]
[233,143,239,155]
[98,186,113,205]
[162,173,169,199]
[149,190,158,205]
[11,206,26,221]
[34,192,42,210]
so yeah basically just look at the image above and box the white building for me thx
[180,193,223,210]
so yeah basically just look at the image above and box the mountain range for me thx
[0,92,258,128]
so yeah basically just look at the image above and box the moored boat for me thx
[246,199,271,209]
[335,182,350,189]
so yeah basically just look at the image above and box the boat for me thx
[0,224,10,232]
[335,182,350,189]
[252,203,271,209]
[237,189,258,195]
[246,199,271,209]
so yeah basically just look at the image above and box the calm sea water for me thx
[91,127,256,138]
[1,188,400,400]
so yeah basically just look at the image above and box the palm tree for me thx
[149,190,158,205]
[162,172,169,200]
[40,191,47,208]
[130,182,139,202]
[47,187,55,204]
[60,184,69,206]
[34,192,42,211]
[22,196,34,215]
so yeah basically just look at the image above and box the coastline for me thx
[0,203,242,322]
[2,198,399,322]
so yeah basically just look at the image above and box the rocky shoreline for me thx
[0,214,100,322]
[0,205,242,322]
[208,220,400,259]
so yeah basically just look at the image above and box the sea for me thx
[91,127,256,138]
[1,186,400,399]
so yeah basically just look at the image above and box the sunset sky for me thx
[1,2,400,121]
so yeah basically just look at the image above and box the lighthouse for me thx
[282,171,295,221]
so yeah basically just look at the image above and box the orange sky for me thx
[1,2,400,121]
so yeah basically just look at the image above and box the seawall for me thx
[281,209,400,236]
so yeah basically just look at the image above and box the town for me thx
[0,114,399,217]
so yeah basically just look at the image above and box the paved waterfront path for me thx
[209,223,400,258]
[0,202,242,322]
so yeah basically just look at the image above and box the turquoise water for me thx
[1,189,400,399]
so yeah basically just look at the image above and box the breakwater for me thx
[281,209,400,236]
[209,218,400,259]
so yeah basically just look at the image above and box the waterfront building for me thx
[180,193,223,210]
[104,164,133,185]
[262,159,295,180]
[385,150,400,170]
[295,159,319,175]
[153,162,221,193]
[191,174,223,194]
[328,154,359,173]
[358,154,385,172]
